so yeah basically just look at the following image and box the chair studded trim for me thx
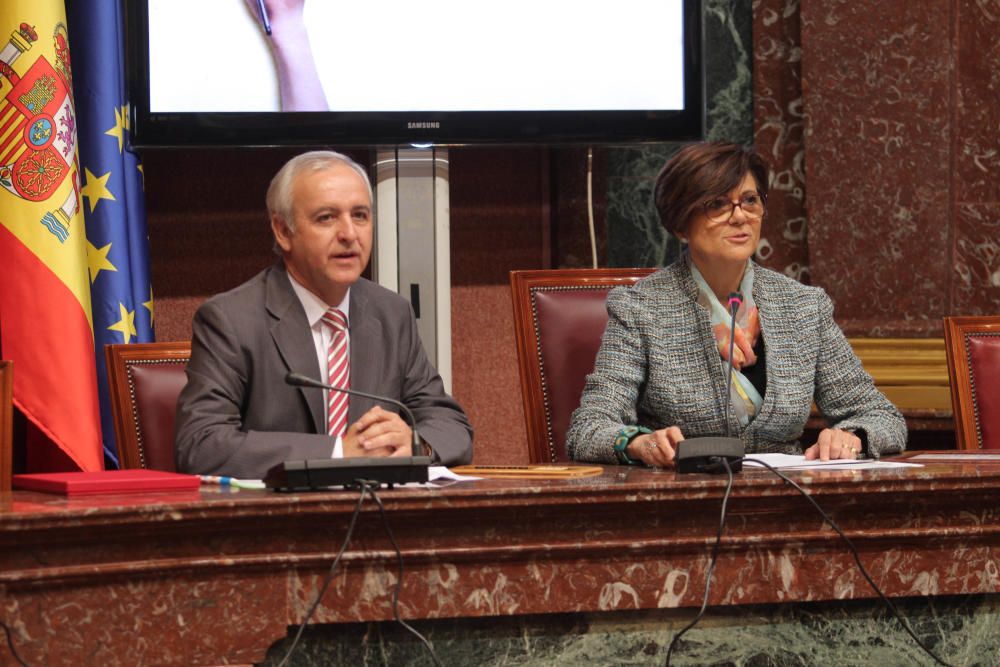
[943,316,1000,451]
[125,358,188,468]
[530,284,612,463]
[105,341,192,471]
[964,332,1000,448]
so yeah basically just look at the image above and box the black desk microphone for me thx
[262,373,431,491]
[675,292,745,474]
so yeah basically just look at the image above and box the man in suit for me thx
[175,151,473,478]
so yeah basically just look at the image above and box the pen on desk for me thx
[255,0,272,35]
[200,475,266,490]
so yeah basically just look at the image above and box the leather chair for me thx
[105,342,191,470]
[944,316,1000,450]
[1,360,12,492]
[510,268,655,463]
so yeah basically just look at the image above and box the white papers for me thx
[742,453,921,470]
[394,466,483,489]
[428,466,481,482]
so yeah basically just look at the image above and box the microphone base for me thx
[676,437,744,475]
[264,456,432,491]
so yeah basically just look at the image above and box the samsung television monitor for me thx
[127,0,703,147]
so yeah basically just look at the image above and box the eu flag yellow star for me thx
[81,167,117,213]
[104,104,129,153]
[87,239,118,284]
[108,303,137,344]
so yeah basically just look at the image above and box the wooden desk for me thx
[2,455,999,665]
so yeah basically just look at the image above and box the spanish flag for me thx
[0,2,102,471]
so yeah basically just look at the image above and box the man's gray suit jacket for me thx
[175,263,473,478]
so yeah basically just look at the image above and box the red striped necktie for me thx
[321,308,349,438]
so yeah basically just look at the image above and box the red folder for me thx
[12,470,201,496]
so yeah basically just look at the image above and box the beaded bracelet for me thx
[612,425,653,465]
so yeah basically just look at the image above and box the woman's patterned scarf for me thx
[690,260,764,427]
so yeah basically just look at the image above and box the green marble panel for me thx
[260,594,996,666]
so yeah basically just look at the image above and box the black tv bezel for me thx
[126,0,704,147]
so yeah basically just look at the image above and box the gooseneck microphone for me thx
[285,371,426,458]
[675,292,745,474]
[261,373,432,491]
[723,292,743,438]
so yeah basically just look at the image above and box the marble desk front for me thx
[1,454,998,665]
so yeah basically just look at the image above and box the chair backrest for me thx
[510,268,655,463]
[1,360,12,492]
[943,316,1000,449]
[105,342,191,470]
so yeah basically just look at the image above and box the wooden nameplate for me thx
[450,464,604,479]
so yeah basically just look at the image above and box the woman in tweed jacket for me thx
[567,143,906,467]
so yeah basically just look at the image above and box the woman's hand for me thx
[803,428,862,461]
[626,426,685,467]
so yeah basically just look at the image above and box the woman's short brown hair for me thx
[653,142,770,237]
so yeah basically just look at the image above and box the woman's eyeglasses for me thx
[703,192,766,223]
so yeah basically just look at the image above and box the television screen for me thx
[128,0,703,146]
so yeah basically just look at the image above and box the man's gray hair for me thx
[266,150,374,232]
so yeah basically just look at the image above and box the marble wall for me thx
[800,0,953,336]
[954,1,1000,313]
[770,0,998,335]
[752,0,810,283]
[609,0,1000,336]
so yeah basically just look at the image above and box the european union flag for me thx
[67,0,155,468]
